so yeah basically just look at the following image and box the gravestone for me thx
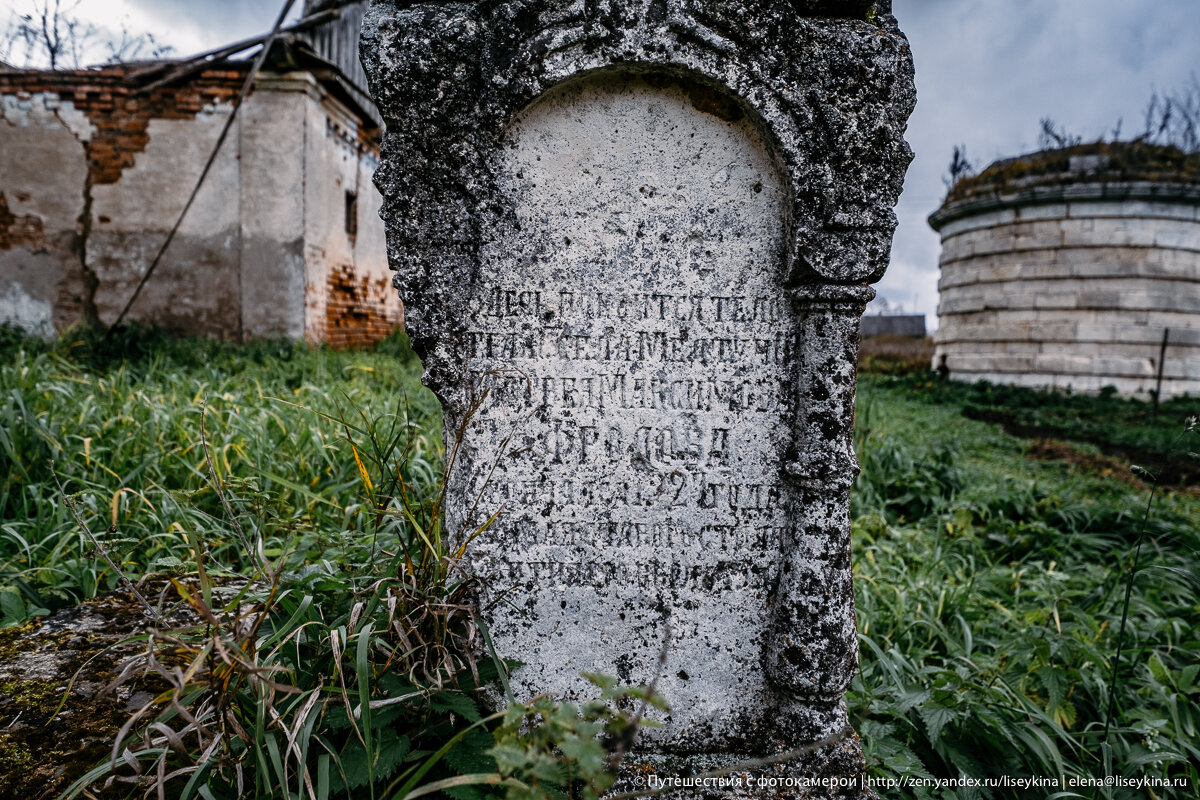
[362,0,914,793]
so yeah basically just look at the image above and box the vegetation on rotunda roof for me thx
[939,82,1200,207]
[944,140,1200,204]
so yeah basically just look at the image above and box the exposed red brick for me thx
[0,191,46,251]
[324,264,402,349]
[0,66,245,186]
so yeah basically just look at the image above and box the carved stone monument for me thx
[362,0,914,792]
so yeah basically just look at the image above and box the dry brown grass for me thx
[858,335,934,376]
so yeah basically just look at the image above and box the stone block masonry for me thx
[931,167,1200,398]
[362,0,915,795]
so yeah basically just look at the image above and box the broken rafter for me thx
[127,8,340,94]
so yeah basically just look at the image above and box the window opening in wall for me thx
[345,190,358,246]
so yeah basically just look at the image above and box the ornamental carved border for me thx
[362,0,914,401]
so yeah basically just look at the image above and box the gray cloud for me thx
[883,0,1200,326]
[123,0,302,53]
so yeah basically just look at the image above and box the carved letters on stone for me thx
[362,0,914,790]
[467,74,792,750]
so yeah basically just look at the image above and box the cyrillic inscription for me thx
[453,74,795,750]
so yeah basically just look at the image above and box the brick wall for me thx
[0,66,244,186]
[324,264,402,349]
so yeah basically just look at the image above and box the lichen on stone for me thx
[0,584,186,800]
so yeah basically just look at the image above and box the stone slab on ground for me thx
[0,584,193,800]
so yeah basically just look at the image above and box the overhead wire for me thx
[105,0,301,337]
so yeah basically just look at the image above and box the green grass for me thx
[879,373,1200,483]
[0,324,442,623]
[0,325,651,800]
[851,373,1200,798]
[1,327,1197,799]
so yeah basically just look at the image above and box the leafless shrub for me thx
[2,0,171,69]
[1141,75,1200,153]
[943,144,974,188]
[1038,117,1084,150]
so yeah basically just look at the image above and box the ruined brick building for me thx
[0,0,402,347]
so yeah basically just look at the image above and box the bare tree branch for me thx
[4,0,169,69]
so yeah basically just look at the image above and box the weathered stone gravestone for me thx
[363,0,914,792]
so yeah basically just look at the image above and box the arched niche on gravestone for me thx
[362,0,915,792]
[456,70,795,753]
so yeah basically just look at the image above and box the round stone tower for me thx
[930,143,1200,398]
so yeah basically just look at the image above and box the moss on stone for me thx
[946,141,1200,204]
[0,618,43,662]
[0,587,181,800]
[0,734,33,773]
[0,678,60,710]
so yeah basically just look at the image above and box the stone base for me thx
[613,731,875,799]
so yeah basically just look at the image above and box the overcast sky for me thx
[4,0,1198,326]
[888,0,1199,325]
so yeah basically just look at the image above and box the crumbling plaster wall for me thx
[0,71,249,339]
[0,68,394,344]
[240,81,308,341]
[301,84,397,348]
[0,92,92,337]
[89,106,244,337]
